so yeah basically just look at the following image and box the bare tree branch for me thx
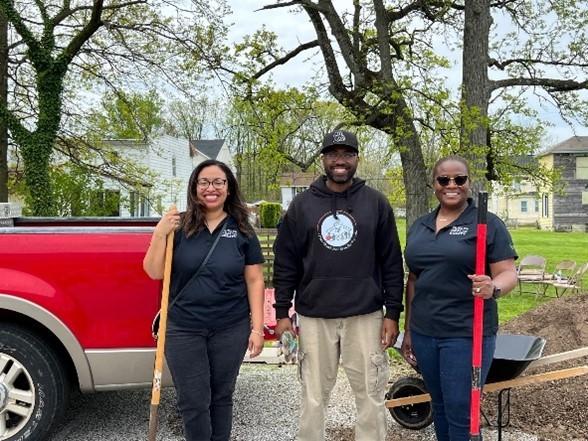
[250,40,319,81]
[491,77,588,92]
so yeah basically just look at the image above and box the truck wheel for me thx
[385,376,433,430]
[0,324,69,441]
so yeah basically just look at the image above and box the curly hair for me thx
[182,159,254,237]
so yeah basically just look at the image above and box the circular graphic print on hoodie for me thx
[317,211,358,251]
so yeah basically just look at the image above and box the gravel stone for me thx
[48,361,539,441]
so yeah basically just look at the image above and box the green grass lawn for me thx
[395,218,588,326]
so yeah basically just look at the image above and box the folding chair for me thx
[517,255,547,295]
[548,260,577,282]
[545,262,588,298]
[539,260,576,297]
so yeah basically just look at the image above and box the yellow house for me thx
[490,136,588,231]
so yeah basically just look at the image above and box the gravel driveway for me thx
[48,363,539,441]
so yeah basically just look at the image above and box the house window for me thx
[521,200,528,213]
[90,190,120,216]
[172,157,177,177]
[535,199,539,212]
[577,157,588,179]
[543,194,549,217]
[130,192,151,217]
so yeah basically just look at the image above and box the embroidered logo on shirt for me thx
[221,229,238,239]
[317,210,357,251]
[449,226,469,236]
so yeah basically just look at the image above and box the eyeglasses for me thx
[196,178,227,189]
[323,151,357,160]
[436,175,468,186]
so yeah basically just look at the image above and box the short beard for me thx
[325,168,355,184]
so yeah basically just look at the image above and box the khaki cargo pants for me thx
[296,310,390,441]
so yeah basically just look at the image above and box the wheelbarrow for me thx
[385,332,588,440]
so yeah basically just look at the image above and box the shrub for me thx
[259,202,282,228]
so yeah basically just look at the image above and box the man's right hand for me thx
[274,317,294,340]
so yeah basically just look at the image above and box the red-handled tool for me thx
[470,192,488,441]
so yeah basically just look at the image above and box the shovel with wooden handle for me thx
[148,214,175,441]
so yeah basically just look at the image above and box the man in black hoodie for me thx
[273,130,404,441]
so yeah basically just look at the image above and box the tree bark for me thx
[461,0,491,192]
[0,11,7,202]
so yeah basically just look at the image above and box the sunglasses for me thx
[436,175,468,186]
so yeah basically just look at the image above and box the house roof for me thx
[279,172,319,187]
[539,136,588,156]
[190,139,225,159]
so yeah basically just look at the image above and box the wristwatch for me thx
[492,286,502,299]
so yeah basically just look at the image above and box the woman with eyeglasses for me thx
[401,155,518,441]
[143,159,265,441]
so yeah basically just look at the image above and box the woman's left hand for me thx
[248,332,264,358]
[468,274,494,300]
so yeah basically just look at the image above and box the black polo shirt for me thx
[404,199,517,338]
[168,216,264,330]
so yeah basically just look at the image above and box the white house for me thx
[108,136,234,216]
[190,139,234,172]
[7,136,233,217]
[279,172,318,210]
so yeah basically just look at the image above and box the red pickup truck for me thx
[0,209,173,441]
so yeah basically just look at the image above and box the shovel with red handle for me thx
[470,192,488,441]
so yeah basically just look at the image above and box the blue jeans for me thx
[410,330,496,441]
[165,318,249,441]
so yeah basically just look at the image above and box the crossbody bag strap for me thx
[167,219,228,311]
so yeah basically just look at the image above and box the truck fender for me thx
[0,293,94,392]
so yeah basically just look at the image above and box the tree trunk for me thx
[21,133,54,215]
[0,11,7,202]
[370,100,430,229]
[461,0,491,193]
[17,67,65,215]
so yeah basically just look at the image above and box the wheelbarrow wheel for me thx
[385,376,433,430]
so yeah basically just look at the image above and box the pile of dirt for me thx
[489,292,588,441]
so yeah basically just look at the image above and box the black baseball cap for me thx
[321,130,359,153]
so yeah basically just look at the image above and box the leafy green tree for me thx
[249,1,459,226]
[88,89,164,140]
[12,162,121,216]
[220,85,344,201]
[0,0,228,215]
[460,0,588,188]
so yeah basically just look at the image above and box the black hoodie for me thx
[273,176,404,320]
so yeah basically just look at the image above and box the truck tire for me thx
[385,376,433,430]
[0,324,69,441]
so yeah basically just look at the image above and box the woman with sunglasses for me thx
[143,159,265,441]
[401,155,518,441]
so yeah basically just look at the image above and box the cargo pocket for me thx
[369,351,390,395]
[297,351,306,385]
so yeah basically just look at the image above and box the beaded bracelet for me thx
[250,329,264,337]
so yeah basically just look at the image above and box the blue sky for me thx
[226,1,586,148]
